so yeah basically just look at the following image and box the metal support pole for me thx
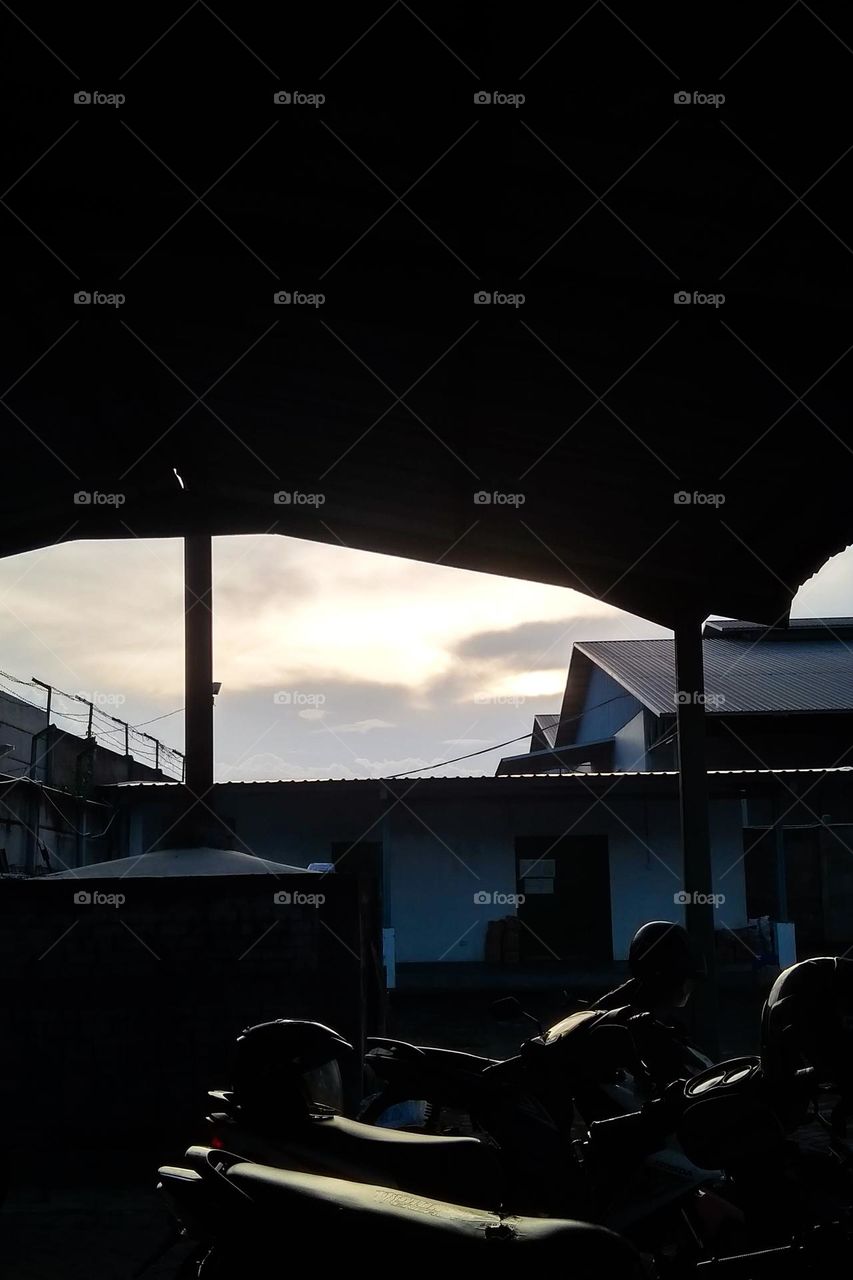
[674,619,719,1056]
[773,807,788,921]
[184,535,214,800]
[31,679,52,785]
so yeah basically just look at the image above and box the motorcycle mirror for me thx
[490,996,525,1021]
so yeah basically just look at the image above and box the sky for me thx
[0,534,850,782]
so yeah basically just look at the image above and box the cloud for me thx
[328,718,396,734]
[3,532,853,786]
[454,612,668,667]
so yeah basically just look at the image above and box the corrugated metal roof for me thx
[532,713,560,748]
[106,766,853,789]
[576,633,853,717]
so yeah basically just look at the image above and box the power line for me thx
[132,707,184,728]
[385,693,633,778]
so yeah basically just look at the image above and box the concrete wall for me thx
[0,690,45,775]
[0,691,166,789]
[381,792,747,964]
[607,795,748,958]
[116,783,749,965]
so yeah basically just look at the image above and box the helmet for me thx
[628,921,707,991]
[761,957,853,1092]
[232,1019,353,1124]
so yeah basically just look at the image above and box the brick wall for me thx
[0,874,368,1152]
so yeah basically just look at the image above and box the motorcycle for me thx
[203,1084,505,1210]
[361,994,709,1133]
[202,1010,718,1235]
[156,1144,853,1280]
[172,959,853,1269]
[157,1144,644,1279]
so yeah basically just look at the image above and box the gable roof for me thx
[575,623,853,718]
[531,714,561,750]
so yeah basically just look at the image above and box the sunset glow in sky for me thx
[0,535,849,782]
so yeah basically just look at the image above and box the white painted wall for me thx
[383,798,517,963]
[120,783,749,964]
[607,796,748,958]
[383,793,748,962]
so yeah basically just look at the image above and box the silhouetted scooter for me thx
[157,1144,644,1279]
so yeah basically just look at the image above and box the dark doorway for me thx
[514,835,611,961]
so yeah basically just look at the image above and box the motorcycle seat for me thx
[225,1112,504,1210]
[220,1157,644,1269]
